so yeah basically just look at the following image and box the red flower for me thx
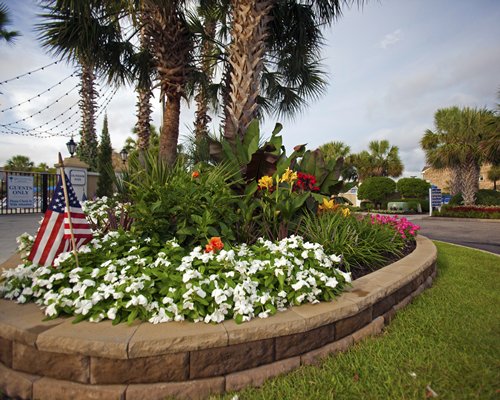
[205,237,224,253]
[293,172,319,192]
[192,171,200,178]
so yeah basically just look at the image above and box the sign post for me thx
[429,185,442,216]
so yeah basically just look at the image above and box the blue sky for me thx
[1,0,499,177]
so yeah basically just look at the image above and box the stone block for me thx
[291,298,358,330]
[36,319,139,359]
[394,293,413,312]
[12,342,89,383]
[395,281,414,303]
[0,299,65,346]
[275,322,335,360]
[90,352,188,384]
[352,316,384,343]
[33,377,126,400]
[300,335,353,366]
[372,291,397,319]
[0,336,12,367]
[222,309,306,345]
[341,279,386,312]
[0,361,40,400]
[190,339,274,379]
[126,377,225,400]
[128,320,227,358]
[382,307,396,325]
[225,356,300,392]
[335,306,372,340]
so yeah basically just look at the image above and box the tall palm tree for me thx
[0,3,20,43]
[421,106,497,204]
[140,0,195,165]
[37,0,126,170]
[223,0,362,142]
[319,141,351,162]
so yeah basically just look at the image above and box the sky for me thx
[1,0,499,177]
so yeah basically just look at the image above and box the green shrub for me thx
[404,198,429,213]
[358,177,396,208]
[449,189,500,206]
[126,157,241,247]
[298,211,403,273]
[397,177,430,198]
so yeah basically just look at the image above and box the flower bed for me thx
[433,205,500,219]
[0,234,350,325]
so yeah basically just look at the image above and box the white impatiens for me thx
[0,233,350,325]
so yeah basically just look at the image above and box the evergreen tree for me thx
[96,115,113,197]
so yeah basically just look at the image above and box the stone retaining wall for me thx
[0,236,437,400]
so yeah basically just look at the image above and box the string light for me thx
[0,61,60,85]
[0,73,77,113]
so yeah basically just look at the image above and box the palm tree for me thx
[37,1,125,170]
[4,155,34,171]
[319,141,351,162]
[421,106,497,204]
[140,0,195,165]
[223,0,362,142]
[351,140,403,181]
[0,3,20,43]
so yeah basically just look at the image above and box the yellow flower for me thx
[341,207,351,217]
[258,175,274,190]
[318,198,336,213]
[280,168,298,184]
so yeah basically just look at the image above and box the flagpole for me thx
[58,152,80,268]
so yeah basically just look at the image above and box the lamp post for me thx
[120,148,128,165]
[66,137,77,157]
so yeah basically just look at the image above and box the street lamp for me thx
[120,148,128,164]
[66,137,77,157]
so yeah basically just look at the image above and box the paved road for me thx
[0,214,41,264]
[413,217,500,255]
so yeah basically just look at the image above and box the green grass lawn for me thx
[216,242,500,400]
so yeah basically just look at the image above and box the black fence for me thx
[0,170,59,215]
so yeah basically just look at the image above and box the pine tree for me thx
[96,114,113,197]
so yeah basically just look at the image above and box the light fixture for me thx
[120,148,128,164]
[66,137,77,157]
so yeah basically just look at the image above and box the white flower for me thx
[45,303,58,317]
[212,288,227,305]
[291,280,308,291]
[74,299,93,315]
[325,277,338,288]
[107,307,117,320]
[182,269,202,283]
[301,250,309,259]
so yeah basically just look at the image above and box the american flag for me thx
[28,174,93,266]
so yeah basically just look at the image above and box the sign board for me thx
[429,185,442,216]
[7,175,34,208]
[69,170,86,186]
[442,194,451,205]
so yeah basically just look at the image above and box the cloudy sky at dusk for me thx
[1,0,499,177]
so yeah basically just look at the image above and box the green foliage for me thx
[76,129,98,171]
[125,152,241,247]
[298,212,404,274]
[397,177,430,198]
[357,177,396,207]
[449,189,500,206]
[4,154,34,171]
[296,149,344,195]
[96,115,114,197]
[351,140,404,180]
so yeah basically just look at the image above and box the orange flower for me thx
[205,237,224,253]
[192,171,200,178]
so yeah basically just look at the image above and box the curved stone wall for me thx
[0,235,437,400]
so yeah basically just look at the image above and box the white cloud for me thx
[379,29,402,49]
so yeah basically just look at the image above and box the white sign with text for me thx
[7,175,34,208]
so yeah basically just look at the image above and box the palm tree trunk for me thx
[78,61,98,170]
[194,19,216,141]
[462,157,480,205]
[223,0,273,142]
[159,93,181,165]
[449,165,463,196]
[136,28,153,154]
